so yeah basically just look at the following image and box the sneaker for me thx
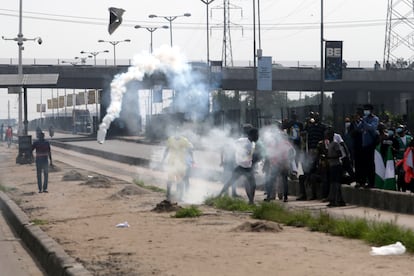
[38,190,43,193]
[43,190,48,193]
[283,198,288,202]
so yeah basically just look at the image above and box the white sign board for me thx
[257,56,272,91]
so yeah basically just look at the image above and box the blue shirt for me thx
[356,115,379,147]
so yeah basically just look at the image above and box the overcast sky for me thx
[0,0,402,120]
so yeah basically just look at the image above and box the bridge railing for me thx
[0,58,380,69]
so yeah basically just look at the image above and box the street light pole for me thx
[148,13,191,47]
[98,39,131,66]
[320,0,325,119]
[2,0,42,136]
[80,50,109,65]
[134,25,168,53]
[200,0,215,63]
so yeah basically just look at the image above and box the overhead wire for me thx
[0,8,399,31]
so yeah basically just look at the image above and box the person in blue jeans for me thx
[32,132,53,193]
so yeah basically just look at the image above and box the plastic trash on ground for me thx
[370,241,406,256]
[116,221,130,228]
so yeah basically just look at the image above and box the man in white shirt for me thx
[219,128,259,204]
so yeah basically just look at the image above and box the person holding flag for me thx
[374,127,398,190]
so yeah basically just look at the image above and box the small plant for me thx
[204,195,255,212]
[31,218,48,226]
[0,184,10,192]
[173,206,202,218]
[0,185,15,193]
[133,179,165,193]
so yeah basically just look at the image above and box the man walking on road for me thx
[32,132,53,193]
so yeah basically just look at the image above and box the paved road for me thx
[0,210,45,276]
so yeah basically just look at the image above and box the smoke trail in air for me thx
[97,45,203,143]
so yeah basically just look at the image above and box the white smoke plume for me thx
[97,45,196,143]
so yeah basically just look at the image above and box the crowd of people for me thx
[160,104,414,206]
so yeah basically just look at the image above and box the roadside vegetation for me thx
[133,178,165,193]
[31,218,48,226]
[204,197,414,253]
[0,184,16,193]
[173,205,203,218]
[204,195,256,212]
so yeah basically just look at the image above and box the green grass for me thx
[31,218,48,225]
[133,178,165,193]
[0,184,16,193]
[204,195,256,212]
[173,206,203,218]
[206,198,414,254]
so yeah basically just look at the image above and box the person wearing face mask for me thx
[395,126,412,192]
[355,104,379,189]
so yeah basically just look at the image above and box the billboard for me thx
[88,90,96,104]
[36,104,46,112]
[325,40,343,81]
[76,92,85,105]
[67,94,73,106]
[257,56,272,91]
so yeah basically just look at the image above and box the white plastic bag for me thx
[116,221,130,228]
[370,241,406,256]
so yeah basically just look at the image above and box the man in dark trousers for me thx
[355,104,379,188]
[219,127,259,205]
[32,132,53,193]
[297,112,327,200]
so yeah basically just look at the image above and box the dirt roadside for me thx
[1,143,414,276]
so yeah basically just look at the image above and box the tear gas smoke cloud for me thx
[97,45,208,143]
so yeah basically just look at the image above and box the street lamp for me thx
[148,13,191,47]
[200,0,215,63]
[1,0,42,136]
[80,50,109,65]
[75,55,93,65]
[97,39,131,66]
[134,25,168,53]
[60,60,79,66]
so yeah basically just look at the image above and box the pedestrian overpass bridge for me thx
[1,64,414,92]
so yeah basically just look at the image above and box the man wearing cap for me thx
[355,104,379,188]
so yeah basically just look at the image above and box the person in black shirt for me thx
[297,112,327,200]
[32,132,53,193]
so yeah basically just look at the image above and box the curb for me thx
[0,191,92,276]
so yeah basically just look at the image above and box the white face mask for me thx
[345,122,351,128]
[363,110,371,116]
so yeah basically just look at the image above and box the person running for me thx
[162,133,194,201]
[219,127,259,205]
[32,132,53,193]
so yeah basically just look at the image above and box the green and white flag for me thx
[374,145,396,190]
